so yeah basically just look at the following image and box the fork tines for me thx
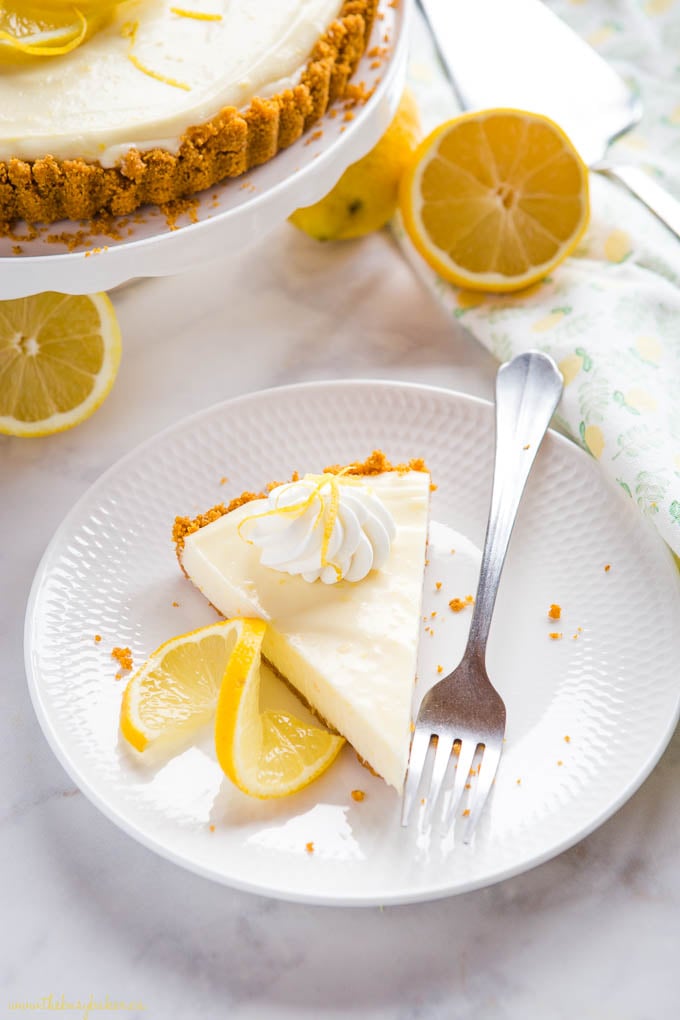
[401,732,502,844]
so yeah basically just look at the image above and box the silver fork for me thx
[402,351,564,843]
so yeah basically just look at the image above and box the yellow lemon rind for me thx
[215,626,345,799]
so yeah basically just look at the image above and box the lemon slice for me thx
[215,631,345,799]
[121,619,267,752]
[400,108,590,293]
[121,618,344,798]
[0,1,123,58]
[0,3,87,57]
[0,292,121,437]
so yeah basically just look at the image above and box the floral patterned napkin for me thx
[395,0,680,556]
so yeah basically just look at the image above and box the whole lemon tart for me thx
[0,0,378,230]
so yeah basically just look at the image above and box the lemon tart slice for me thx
[173,452,430,791]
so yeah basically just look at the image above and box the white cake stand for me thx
[0,0,410,299]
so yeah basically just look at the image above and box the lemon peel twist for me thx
[238,470,366,581]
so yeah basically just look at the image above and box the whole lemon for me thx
[290,90,420,241]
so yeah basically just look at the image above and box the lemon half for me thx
[0,292,121,437]
[400,108,590,293]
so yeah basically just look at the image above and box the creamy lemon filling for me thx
[0,0,344,165]
[180,471,430,791]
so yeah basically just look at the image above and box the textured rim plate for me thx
[0,0,409,299]
[25,380,680,906]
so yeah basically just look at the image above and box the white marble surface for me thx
[2,224,679,1019]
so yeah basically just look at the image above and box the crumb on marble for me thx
[351,789,365,802]
[305,841,315,854]
[548,603,562,620]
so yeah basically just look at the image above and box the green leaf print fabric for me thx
[397,0,680,555]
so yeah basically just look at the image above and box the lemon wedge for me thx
[121,619,267,752]
[121,618,344,798]
[215,629,345,799]
[0,292,121,437]
[400,108,590,293]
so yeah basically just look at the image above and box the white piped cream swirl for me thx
[238,474,397,584]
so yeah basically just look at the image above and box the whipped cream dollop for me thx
[239,474,397,584]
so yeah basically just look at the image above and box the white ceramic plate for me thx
[0,0,409,300]
[25,380,680,905]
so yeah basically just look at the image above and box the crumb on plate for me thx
[449,595,474,613]
[111,645,133,673]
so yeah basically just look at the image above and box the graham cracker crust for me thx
[172,449,427,556]
[0,0,378,232]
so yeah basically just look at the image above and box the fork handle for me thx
[465,351,564,663]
